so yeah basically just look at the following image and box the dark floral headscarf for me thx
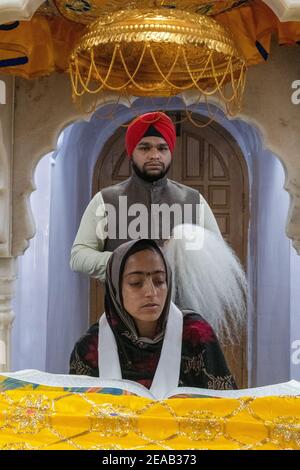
[103,239,172,381]
[104,239,172,345]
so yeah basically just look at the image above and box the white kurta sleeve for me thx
[199,193,222,238]
[70,192,112,281]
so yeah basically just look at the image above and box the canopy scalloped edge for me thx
[1,1,300,23]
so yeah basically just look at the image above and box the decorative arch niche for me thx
[9,92,294,386]
[11,58,300,258]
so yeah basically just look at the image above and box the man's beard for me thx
[132,161,171,182]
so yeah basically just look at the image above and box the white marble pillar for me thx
[0,258,17,371]
[0,75,15,372]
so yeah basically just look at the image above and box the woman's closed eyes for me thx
[127,274,167,288]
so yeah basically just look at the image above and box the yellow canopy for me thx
[0,0,299,79]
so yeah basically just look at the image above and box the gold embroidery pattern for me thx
[182,350,235,390]
[0,442,36,450]
[270,416,300,450]
[3,394,53,434]
[70,349,94,376]
[90,443,123,450]
[179,410,224,441]
[182,353,205,375]
[89,403,134,437]
[0,389,300,450]
[205,374,235,390]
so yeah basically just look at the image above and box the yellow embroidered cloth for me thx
[0,0,300,79]
[0,387,299,450]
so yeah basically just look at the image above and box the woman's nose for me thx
[144,278,156,296]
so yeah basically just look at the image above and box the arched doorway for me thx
[10,103,293,385]
[90,114,250,387]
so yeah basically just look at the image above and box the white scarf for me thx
[98,301,183,399]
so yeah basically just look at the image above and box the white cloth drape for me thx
[99,302,183,399]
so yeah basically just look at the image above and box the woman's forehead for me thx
[124,270,166,278]
[123,249,166,273]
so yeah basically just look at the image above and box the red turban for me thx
[125,112,176,158]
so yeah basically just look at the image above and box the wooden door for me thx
[91,114,249,387]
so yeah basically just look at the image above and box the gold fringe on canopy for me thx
[0,2,299,78]
[69,8,246,115]
[0,1,299,79]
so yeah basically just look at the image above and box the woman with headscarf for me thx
[70,239,236,396]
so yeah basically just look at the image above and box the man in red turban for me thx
[125,112,176,183]
[126,112,176,157]
[71,112,221,281]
